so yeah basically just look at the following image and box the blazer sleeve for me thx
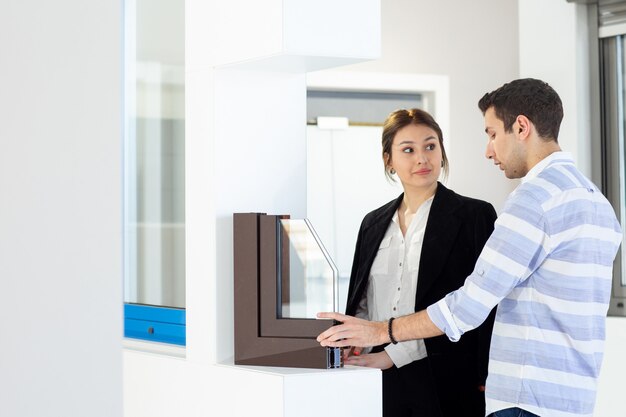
[473,202,498,385]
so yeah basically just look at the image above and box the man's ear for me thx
[516,115,532,140]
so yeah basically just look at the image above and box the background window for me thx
[306,89,425,312]
[123,0,185,344]
[599,14,626,315]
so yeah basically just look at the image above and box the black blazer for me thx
[345,182,497,414]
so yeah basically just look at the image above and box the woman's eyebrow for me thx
[396,136,437,146]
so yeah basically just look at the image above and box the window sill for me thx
[123,337,186,358]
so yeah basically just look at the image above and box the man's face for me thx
[483,107,527,179]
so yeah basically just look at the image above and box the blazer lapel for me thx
[415,183,463,307]
[359,194,403,274]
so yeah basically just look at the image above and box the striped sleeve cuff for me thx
[427,299,462,342]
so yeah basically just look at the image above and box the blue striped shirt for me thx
[427,152,622,417]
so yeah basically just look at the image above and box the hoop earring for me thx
[441,160,444,168]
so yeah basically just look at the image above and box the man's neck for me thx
[526,140,562,173]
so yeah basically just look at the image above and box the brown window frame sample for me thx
[233,213,342,369]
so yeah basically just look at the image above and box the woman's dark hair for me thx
[478,78,563,142]
[382,108,449,181]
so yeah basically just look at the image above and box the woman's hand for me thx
[344,350,393,370]
[342,346,363,361]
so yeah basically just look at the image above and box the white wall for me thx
[0,2,123,417]
[340,0,520,212]
[518,2,626,416]
[211,68,309,363]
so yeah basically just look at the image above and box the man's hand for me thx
[316,312,388,348]
[344,350,394,370]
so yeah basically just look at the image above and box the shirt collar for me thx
[392,209,399,224]
[521,151,574,184]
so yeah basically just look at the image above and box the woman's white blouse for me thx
[356,197,434,368]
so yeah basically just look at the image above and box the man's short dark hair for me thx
[478,78,563,141]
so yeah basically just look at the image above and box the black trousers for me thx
[381,356,485,417]
[382,358,442,417]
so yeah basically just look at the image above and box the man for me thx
[317,78,622,417]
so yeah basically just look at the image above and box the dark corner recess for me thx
[233,213,342,369]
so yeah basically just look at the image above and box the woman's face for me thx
[387,123,442,191]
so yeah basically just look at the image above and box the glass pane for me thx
[307,90,423,126]
[278,219,338,318]
[123,0,185,308]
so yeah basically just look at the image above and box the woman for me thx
[344,108,497,417]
